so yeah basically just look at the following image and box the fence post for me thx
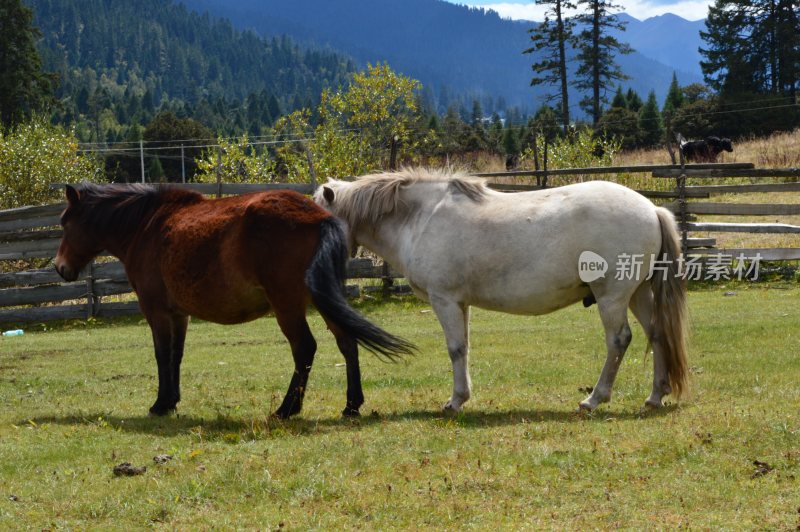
[140,139,146,184]
[389,135,399,171]
[215,149,222,198]
[85,261,95,320]
[665,113,677,165]
[181,144,186,184]
[542,139,549,189]
[305,146,317,191]
[677,149,688,257]
[532,133,541,186]
[381,261,393,296]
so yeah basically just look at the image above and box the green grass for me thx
[1,288,799,529]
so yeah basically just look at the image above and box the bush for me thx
[520,127,619,174]
[0,118,102,209]
[195,134,277,184]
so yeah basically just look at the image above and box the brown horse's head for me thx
[55,185,104,282]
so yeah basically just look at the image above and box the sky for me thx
[445,1,713,22]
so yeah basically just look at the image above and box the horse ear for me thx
[65,185,80,205]
[323,186,335,204]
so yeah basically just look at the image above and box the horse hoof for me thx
[644,398,663,409]
[442,402,462,414]
[148,405,176,417]
[272,408,297,420]
[342,406,361,417]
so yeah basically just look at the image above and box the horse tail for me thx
[650,207,689,398]
[305,217,415,360]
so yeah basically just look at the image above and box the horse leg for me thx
[146,312,179,416]
[324,320,363,417]
[273,307,317,419]
[170,314,189,408]
[579,297,632,411]
[628,283,671,408]
[430,296,471,412]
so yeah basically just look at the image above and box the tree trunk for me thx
[556,0,571,132]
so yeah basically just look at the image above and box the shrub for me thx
[520,127,619,176]
[0,118,102,209]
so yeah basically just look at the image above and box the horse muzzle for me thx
[54,260,79,282]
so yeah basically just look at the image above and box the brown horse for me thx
[54,183,414,418]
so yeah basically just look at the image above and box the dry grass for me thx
[612,128,800,168]
[646,129,800,252]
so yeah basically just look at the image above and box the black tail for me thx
[305,217,415,360]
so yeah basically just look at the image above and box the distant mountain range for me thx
[182,0,706,115]
[614,13,705,79]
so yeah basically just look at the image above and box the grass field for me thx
[1,287,799,529]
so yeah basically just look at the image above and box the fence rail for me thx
[474,162,755,178]
[2,162,799,324]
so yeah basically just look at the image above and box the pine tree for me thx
[625,88,643,112]
[639,90,664,147]
[610,86,627,109]
[427,114,440,132]
[0,0,55,127]
[700,0,800,134]
[572,0,633,125]
[502,127,520,157]
[596,107,640,149]
[701,0,799,97]
[487,113,504,153]
[532,105,561,142]
[441,106,467,155]
[469,100,488,151]
[523,0,576,132]
[148,156,166,182]
[662,72,684,116]
[140,111,211,182]
[470,99,484,127]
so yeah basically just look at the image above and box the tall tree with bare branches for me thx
[572,0,632,125]
[524,0,576,132]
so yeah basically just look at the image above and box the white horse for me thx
[314,168,688,412]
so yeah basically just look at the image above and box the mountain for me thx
[613,13,705,80]
[181,0,705,115]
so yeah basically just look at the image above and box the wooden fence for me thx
[2,163,799,324]
[479,163,800,260]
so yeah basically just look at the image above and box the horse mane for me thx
[73,183,203,235]
[330,168,487,228]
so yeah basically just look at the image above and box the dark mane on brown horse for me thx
[68,183,202,237]
[55,183,414,419]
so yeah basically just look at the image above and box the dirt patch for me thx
[751,460,774,479]
[113,462,147,477]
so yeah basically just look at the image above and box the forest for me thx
[28,0,356,143]
[0,0,798,190]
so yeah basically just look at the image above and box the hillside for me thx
[614,13,705,79]
[182,0,705,114]
[26,0,356,141]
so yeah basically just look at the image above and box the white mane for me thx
[323,168,487,230]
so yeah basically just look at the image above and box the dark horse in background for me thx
[54,184,414,418]
[678,134,734,162]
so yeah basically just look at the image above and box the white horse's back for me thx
[404,180,662,314]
